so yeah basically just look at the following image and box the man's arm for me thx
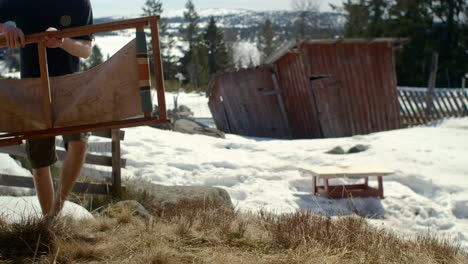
[0,22,25,48]
[44,27,92,59]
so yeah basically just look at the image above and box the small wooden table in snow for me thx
[301,165,394,199]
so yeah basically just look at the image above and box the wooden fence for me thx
[0,129,125,196]
[398,87,468,126]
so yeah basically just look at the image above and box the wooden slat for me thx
[402,91,422,124]
[0,16,159,48]
[111,129,122,197]
[444,91,459,116]
[413,91,429,122]
[92,130,125,140]
[0,174,111,195]
[56,139,113,153]
[0,174,35,189]
[0,117,167,147]
[301,165,394,179]
[0,145,126,168]
[150,19,167,121]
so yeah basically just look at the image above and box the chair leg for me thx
[378,176,384,198]
[312,176,317,195]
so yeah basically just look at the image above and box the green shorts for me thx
[26,133,90,170]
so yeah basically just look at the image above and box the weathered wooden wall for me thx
[301,41,401,137]
[208,67,291,138]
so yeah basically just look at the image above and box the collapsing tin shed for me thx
[208,38,407,139]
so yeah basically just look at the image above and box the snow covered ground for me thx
[0,92,467,248]
[116,115,468,248]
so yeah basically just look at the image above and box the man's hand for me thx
[44,27,64,48]
[0,23,25,48]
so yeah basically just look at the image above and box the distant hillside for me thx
[95,9,345,41]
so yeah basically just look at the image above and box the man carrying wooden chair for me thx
[0,0,94,217]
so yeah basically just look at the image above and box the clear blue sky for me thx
[91,0,343,17]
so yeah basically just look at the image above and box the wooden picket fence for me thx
[0,129,125,196]
[398,87,468,126]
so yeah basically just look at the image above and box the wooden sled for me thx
[301,165,395,199]
[0,16,168,147]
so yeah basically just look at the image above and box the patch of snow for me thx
[162,91,211,117]
[0,154,34,196]
[0,196,93,223]
[163,8,254,18]
[232,41,261,68]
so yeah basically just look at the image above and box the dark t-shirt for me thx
[0,0,93,78]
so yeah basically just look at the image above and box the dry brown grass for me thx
[0,199,467,264]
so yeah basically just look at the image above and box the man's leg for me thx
[26,138,58,216]
[32,167,54,215]
[52,135,88,215]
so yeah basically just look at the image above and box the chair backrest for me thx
[0,17,168,147]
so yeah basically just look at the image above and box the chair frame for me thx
[0,16,168,147]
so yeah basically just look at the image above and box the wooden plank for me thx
[0,117,165,146]
[401,91,420,124]
[0,144,126,168]
[398,90,413,125]
[444,91,460,116]
[271,66,292,138]
[425,53,438,118]
[111,129,122,197]
[0,17,159,48]
[301,165,394,179]
[407,90,426,124]
[0,174,35,189]
[150,19,167,121]
[0,174,111,195]
[37,42,53,129]
[413,90,430,122]
[56,162,112,182]
[92,130,125,140]
[451,91,465,116]
[260,89,284,96]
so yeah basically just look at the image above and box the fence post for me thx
[425,53,439,120]
[111,129,122,197]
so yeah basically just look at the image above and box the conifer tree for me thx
[291,0,320,39]
[257,19,278,64]
[204,17,230,75]
[179,1,209,91]
[82,45,103,70]
[142,0,177,80]
[181,0,200,50]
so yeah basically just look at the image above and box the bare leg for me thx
[32,167,55,216]
[52,141,87,216]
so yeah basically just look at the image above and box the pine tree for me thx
[430,0,467,87]
[179,0,209,90]
[142,0,177,80]
[82,45,103,70]
[342,0,468,87]
[343,0,370,37]
[291,0,320,39]
[204,17,230,75]
[257,19,278,64]
[181,0,200,50]
[367,0,388,37]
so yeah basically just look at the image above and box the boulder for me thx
[133,183,233,211]
[348,144,369,154]
[326,146,346,155]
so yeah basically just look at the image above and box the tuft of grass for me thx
[0,216,58,262]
